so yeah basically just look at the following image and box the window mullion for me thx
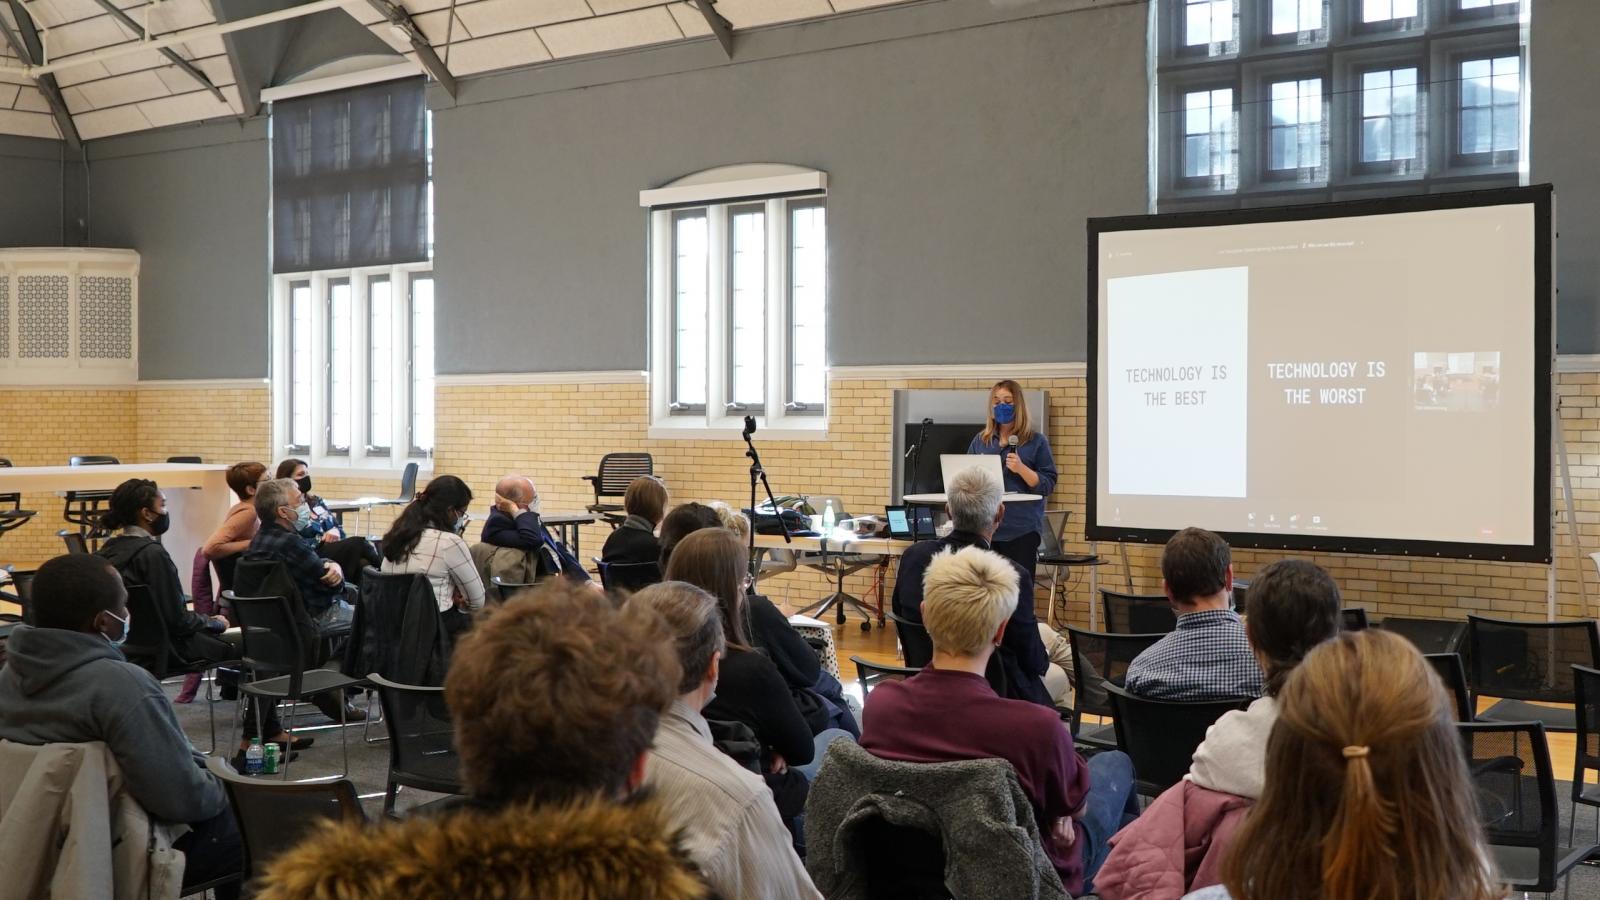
[706,205,730,426]
[766,197,787,424]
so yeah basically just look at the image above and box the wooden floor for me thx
[805,604,1593,786]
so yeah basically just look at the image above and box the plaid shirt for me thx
[244,521,342,616]
[1124,608,1263,701]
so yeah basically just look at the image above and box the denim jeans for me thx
[1078,749,1140,893]
[796,728,855,783]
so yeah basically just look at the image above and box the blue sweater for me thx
[967,431,1057,542]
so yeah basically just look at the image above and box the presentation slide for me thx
[1090,196,1547,557]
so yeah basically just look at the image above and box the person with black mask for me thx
[96,478,233,667]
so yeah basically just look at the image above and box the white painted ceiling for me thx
[0,0,916,142]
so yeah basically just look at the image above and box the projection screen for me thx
[1087,186,1552,563]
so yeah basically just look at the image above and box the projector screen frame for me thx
[1085,185,1554,564]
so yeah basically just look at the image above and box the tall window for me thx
[367,276,393,453]
[1361,67,1418,162]
[1268,77,1323,172]
[1458,55,1520,158]
[287,281,312,453]
[1156,0,1526,210]
[644,165,829,436]
[409,275,434,457]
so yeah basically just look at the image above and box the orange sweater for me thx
[203,500,258,559]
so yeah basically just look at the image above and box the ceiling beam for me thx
[691,0,733,58]
[88,0,228,104]
[2,1,79,149]
[361,0,455,99]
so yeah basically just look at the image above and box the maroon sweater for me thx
[860,666,1091,893]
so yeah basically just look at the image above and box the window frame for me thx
[271,262,433,473]
[1259,72,1329,183]
[1448,47,1523,170]
[1352,63,1424,174]
[784,197,828,418]
[1261,0,1327,46]
[365,274,393,457]
[723,202,767,416]
[1172,80,1241,193]
[405,271,435,460]
[668,208,710,416]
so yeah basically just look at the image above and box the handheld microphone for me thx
[1005,434,1018,463]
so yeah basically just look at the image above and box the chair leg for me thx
[383,779,398,817]
[205,670,217,755]
[339,702,350,778]
[280,695,295,781]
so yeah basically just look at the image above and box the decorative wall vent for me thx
[0,249,138,385]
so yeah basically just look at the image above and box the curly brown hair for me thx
[445,579,681,806]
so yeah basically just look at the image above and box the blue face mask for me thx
[993,402,1016,425]
[293,503,314,530]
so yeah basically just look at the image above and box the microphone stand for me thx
[906,417,931,497]
[744,419,791,587]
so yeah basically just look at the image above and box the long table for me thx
[0,463,233,576]
[753,531,915,629]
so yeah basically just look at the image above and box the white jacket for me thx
[1185,696,1278,800]
[0,741,186,900]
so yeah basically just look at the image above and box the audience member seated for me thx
[258,579,712,900]
[273,458,380,586]
[0,555,243,898]
[891,468,1066,708]
[95,479,232,665]
[665,528,824,826]
[658,501,723,570]
[203,461,268,564]
[380,475,486,638]
[1182,630,1500,900]
[1095,559,1343,899]
[863,545,1137,895]
[1125,527,1262,702]
[602,475,668,567]
[634,581,822,900]
[240,477,362,727]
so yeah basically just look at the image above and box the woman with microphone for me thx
[967,379,1058,600]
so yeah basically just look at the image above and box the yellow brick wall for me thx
[5,374,1596,631]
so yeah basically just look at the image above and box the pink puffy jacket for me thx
[1093,780,1252,900]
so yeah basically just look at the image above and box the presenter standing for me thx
[968,380,1057,601]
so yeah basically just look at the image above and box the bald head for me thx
[495,475,536,508]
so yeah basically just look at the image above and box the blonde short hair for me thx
[921,545,1019,656]
[705,500,751,541]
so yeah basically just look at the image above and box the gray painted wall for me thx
[0,135,63,247]
[432,0,1151,374]
[1532,0,1600,355]
[85,119,270,380]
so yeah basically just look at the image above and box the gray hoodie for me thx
[1185,695,1278,800]
[0,624,226,824]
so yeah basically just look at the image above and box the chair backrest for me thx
[0,568,34,617]
[165,456,202,464]
[1106,683,1250,794]
[395,461,419,501]
[1100,590,1176,635]
[851,655,920,696]
[1424,652,1473,722]
[69,455,119,467]
[888,611,934,668]
[226,592,311,693]
[1230,580,1249,616]
[490,574,538,603]
[599,560,662,593]
[1341,607,1370,631]
[368,673,463,796]
[355,568,449,687]
[1065,627,1165,721]
[1376,616,1466,654]
[0,457,18,507]
[594,453,653,498]
[1039,509,1069,557]
[1465,615,1600,704]
[1574,665,1600,788]
[811,495,851,521]
[58,530,88,554]
[1457,720,1558,889]
[119,582,178,677]
[206,756,364,880]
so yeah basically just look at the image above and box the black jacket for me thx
[702,647,814,767]
[890,529,1052,708]
[747,595,820,690]
[97,534,210,642]
[600,517,661,566]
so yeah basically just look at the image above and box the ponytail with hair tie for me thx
[1323,740,1399,899]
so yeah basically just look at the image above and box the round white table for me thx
[902,492,1042,504]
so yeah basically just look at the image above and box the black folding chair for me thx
[1064,627,1165,751]
[0,459,36,550]
[889,610,933,668]
[166,456,203,464]
[226,591,364,778]
[120,582,234,752]
[1106,683,1250,795]
[1424,652,1473,722]
[351,568,452,741]
[206,756,363,886]
[1101,590,1176,635]
[1458,720,1597,895]
[851,655,920,697]
[1341,607,1370,631]
[368,673,465,816]
[1376,615,1466,654]
[63,454,118,547]
[583,452,653,527]
[1570,665,1600,851]
[1465,614,1600,733]
[490,574,538,603]
[58,529,88,555]
[598,559,662,593]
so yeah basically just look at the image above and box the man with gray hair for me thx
[890,468,1065,708]
[635,581,822,900]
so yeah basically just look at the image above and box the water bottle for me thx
[822,500,836,533]
[245,738,265,776]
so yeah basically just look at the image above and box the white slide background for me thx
[1107,267,1249,497]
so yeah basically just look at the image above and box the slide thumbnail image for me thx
[1412,351,1500,412]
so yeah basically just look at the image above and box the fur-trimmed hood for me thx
[259,794,714,900]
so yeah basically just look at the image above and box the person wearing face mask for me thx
[381,475,487,638]
[967,379,1058,606]
[273,458,381,588]
[95,478,233,667]
[0,554,244,898]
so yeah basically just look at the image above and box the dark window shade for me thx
[272,78,428,274]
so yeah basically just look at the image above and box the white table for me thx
[902,492,1042,504]
[0,463,232,576]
